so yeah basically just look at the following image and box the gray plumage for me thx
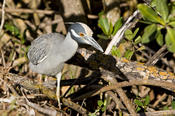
[28,33,78,76]
[27,22,103,109]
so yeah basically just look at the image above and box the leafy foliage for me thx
[165,27,175,52]
[5,23,20,37]
[98,12,123,39]
[138,0,175,53]
[111,46,121,57]
[4,22,26,44]
[141,24,157,43]
[111,27,142,60]
[89,100,107,116]
[137,4,165,25]
[134,95,150,112]
[156,0,169,22]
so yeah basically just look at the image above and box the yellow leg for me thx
[56,72,62,109]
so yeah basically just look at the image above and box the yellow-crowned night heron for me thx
[27,22,103,108]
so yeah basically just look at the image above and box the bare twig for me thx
[0,0,6,35]
[73,79,175,101]
[0,49,6,67]
[0,8,97,20]
[91,80,175,97]
[21,90,59,116]
[152,93,167,108]
[105,75,137,115]
[0,8,59,14]
[146,45,167,66]
[25,100,58,116]
[87,14,98,19]
[139,110,175,116]
[62,98,89,115]
[0,96,15,103]
[105,91,125,110]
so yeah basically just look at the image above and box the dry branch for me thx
[2,57,175,115]
[0,8,59,15]
[0,0,6,35]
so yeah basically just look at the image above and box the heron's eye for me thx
[79,32,84,37]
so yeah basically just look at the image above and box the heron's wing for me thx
[27,34,54,65]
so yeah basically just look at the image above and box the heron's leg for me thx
[56,72,62,109]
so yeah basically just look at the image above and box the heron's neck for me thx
[64,31,78,53]
[65,31,78,46]
[65,31,79,44]
[65,32,73,40]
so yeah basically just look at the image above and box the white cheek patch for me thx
[71,29,80,38]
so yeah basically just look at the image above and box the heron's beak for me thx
[84,36,104,52]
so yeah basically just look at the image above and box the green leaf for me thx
[134,99,143,106]
[103,99,107,106]
[136,46,145,51]
[97,34,109,40]
[136,107,141,112]
[156,30,164,46]
[134,36,142,44]
[165,27,175,52]
[142,24,157,43]
[163,106,169,110]
[133,28,139,38]
[111,46,121,57]
[150,0,156,7]
[5,23,20,36]
[169,3,175,21]
[172,101,175,109]
[144,95,150,106]
[112,17,123,35]
[168,21,175,28]
[102,106,107,112]
[137,4,165,25]
[21,29,27,44]
[125,29,134,41]
[124,49,134,60]
[125,28,139,41]
[108,22,113,36]
[139,20,154,25]
[156,0,169,22]
[98,15,110,35]
[97,100,103,107]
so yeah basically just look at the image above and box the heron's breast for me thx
[29,61,64,76]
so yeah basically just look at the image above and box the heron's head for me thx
[68,22,103,52]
